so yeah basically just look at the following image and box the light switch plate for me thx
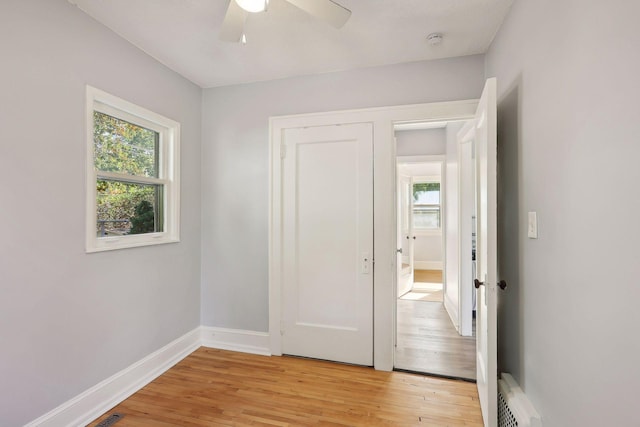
[528,212,538,238]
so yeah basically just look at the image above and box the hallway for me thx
[396,289,476,380]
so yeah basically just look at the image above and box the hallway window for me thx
[413,182,440,230]
[85,86,180,252]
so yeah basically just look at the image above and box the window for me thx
[412,181,441,230]
[86,86,180,252]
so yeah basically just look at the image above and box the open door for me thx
[457,128,475,338]
[397,168,413,297]
[459,78,498,426]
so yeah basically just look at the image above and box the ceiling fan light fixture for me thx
[235,0,268,13]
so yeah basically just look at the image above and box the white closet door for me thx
[281,123,373,366]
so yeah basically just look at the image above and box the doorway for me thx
[269,97,480,371]
[393,121,476,381]
[270,79,498,424]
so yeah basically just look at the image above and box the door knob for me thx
[474,279,508,290]
[396,248,403,254]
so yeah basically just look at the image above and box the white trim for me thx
[201,326,271,356]
[413,174,440,182]
[269,99,478,371]
[414,229,442,237]
[444,293,460,333]
[25,327,201,427]
[457,120,476,338]
[414,261,443,270]
[396,154,447,164]
[498,373,542,427]
[96,170,168,186]
[85,85,181,253]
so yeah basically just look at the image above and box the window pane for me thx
[413,182,440,229]
[413,182,440,204]
[413,207,440,229]
[94,111,158,177]
[96,180,163,237]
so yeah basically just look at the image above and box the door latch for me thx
[362,253,370,274]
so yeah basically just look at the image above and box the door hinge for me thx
[280,320,285,335]
[280,144,287,159]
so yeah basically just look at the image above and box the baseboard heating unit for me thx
[498,373,542,427]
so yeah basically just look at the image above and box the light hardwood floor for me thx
[89,347,482,426]
[395,299,476,380]
[413,269,443,284]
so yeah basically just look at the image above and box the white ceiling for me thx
[69,0,513,88]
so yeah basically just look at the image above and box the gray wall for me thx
[0,1,202,425]
[201,55,486,331]
[486,1,640,425]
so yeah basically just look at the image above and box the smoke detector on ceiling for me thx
[427,33,443,45]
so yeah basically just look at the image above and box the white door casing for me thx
[459,78,498,426]
[269,99,479,372]
[457,127,475,337]
[397,170,413,297]
[280,123,374,366]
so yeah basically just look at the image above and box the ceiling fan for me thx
[220,0,351,43]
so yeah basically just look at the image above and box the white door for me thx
[460,78,498,426]
[457,129,475,337]
[281,123,374,366]
[397,170,413,297]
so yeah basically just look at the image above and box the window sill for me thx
[86,233,180,253]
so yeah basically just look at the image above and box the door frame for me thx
[396,168,413,298]
[395,154,447,299]
[457,124,477,337]
[269,100,478,371]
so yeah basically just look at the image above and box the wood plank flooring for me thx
[413,270,443,284]
[89,347,482,426]
[395,299,476,380]
[401,270,444,302]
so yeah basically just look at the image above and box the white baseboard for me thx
[25,327,201,427]
[201,326,271,356]
[444,293,460,333]
[414,261,443,270]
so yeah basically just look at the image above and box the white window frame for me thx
[85,86,180,252]
[412,175,442,236]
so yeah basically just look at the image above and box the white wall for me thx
[486,1,640,425]
[0,1,202,425]
[201,55,486,331]
[413,236,442,269]
[396,128,446,156]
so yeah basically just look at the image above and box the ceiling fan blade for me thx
[220,0,248,42]
[286,0,351,29]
